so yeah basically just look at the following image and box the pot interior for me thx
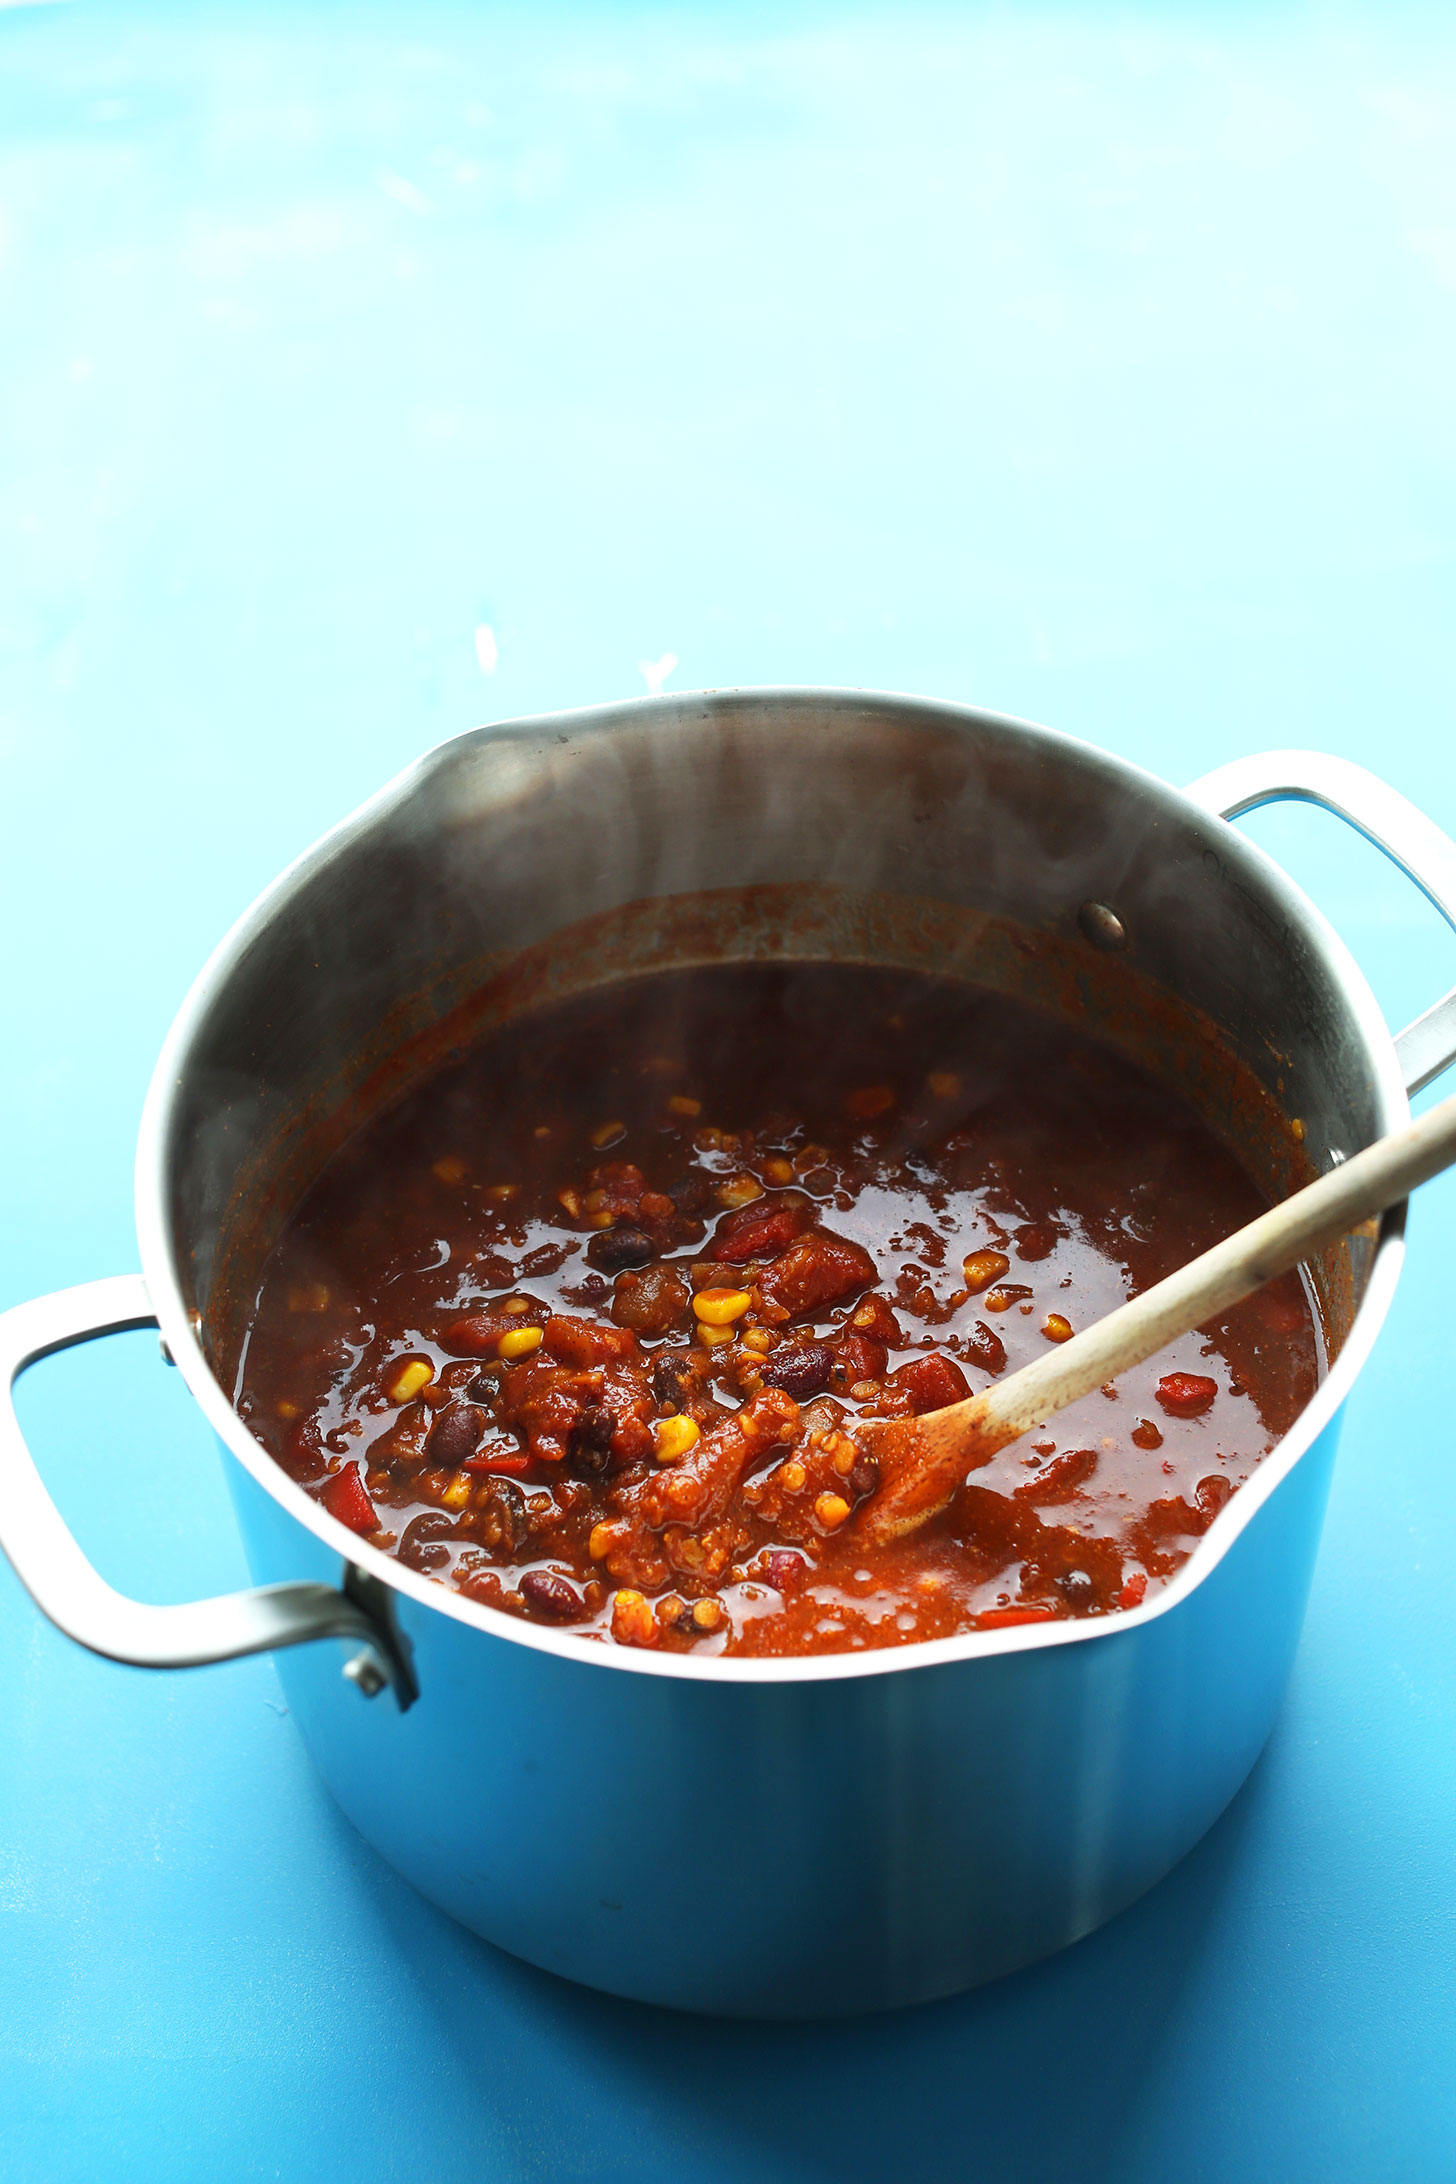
[148,695,1394,1398]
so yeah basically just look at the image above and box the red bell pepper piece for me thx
[320,1463,378,1535]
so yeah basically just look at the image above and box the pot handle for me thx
[1184,749,1456,1096]
[0,1274,415,1707]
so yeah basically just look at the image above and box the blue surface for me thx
[3,3,1456,2177]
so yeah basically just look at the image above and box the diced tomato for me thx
[832,1332,889,1388]
[975,1604,1059,1629]
[319,1463,378,1534]
[442,1307,542,1356]
[712,1192,815,1264]
[461,1451,532,1476]
[542,1315,640,1367]
[885,1353,971,1414]
[1155,1371,1218,1418]
[759,1231,876,1317]
[1118,1571,1148,1610]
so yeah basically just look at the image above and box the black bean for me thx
[476,1478,527,1555]
[651,1350,698,1409]
[426,1403,486,1466]
[567,1402,616,1477]
[465,1371,498,1405]
[586,1225,656,1273]
[760,1341,835,1401]
[520,1569,584,1621]
[398,1511,458,1573]
[667,1172,712,1217]
[1058,1568,1097,1609]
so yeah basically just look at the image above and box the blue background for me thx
[3,4,1456,2177]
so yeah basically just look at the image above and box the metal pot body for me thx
[7,690,1454,2017]
[223,1412,1341,2015]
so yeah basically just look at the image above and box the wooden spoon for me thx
[854,1086,1456,1547]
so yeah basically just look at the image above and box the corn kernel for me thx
[815,1491,851,1529]
[1291,1117,1305,1141]
[762,1156,795,1185]
[715,1173,764,1209]
[440,1471,473,1511]
[590,1120,625,1149]
[276,1399,300,1421]
[611,1590,658,1648]
[780,1459,807,1492]
[667,1094,701,1117]
[502,1296,530,1315]
[832,1442,856,1477]
[697,1321,735,1348]
[485,1182,517,1202]
[653,1414,701,1464]
[534,1124,552,1139]
[1042,1313,1073,1343]
[557,1187,582,1218]
[498,1325,544,1361]
[287,1282,331,1314]
[432,1155,467,1184]
[693,1286,752,1326]
[928,1071,960,1098]
[741,1327,774,1354]
[385,1358,434,1404]
[963,1249,1010,1293]
[691,1597,725,1632]
[589,1522,615,1560]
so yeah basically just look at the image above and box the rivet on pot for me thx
[343,1649,388,1698]
[1078,901,1127,951]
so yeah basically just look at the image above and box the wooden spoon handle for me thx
[856,1085,1456,1546]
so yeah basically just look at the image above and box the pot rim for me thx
[134,686,1408,1686]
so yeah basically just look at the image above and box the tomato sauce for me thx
[235,965,1322,1656]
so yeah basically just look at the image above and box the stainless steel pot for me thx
[5,690,1456,2018]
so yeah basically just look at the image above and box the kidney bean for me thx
[567,1403,616,1477]
[398,1511,457,1572]
[760,1341,835,1399]
[1155,1371,1218,1418]
[1131,1417,1164,1450]
[765,1548,809,1592]
[521,1569,584,1621]
[426,1403,486,1467]
[963,1320,1007,1376]
[319,1464,377,1534]
[611,1263,691,1334]
[587,1225,656,1273]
